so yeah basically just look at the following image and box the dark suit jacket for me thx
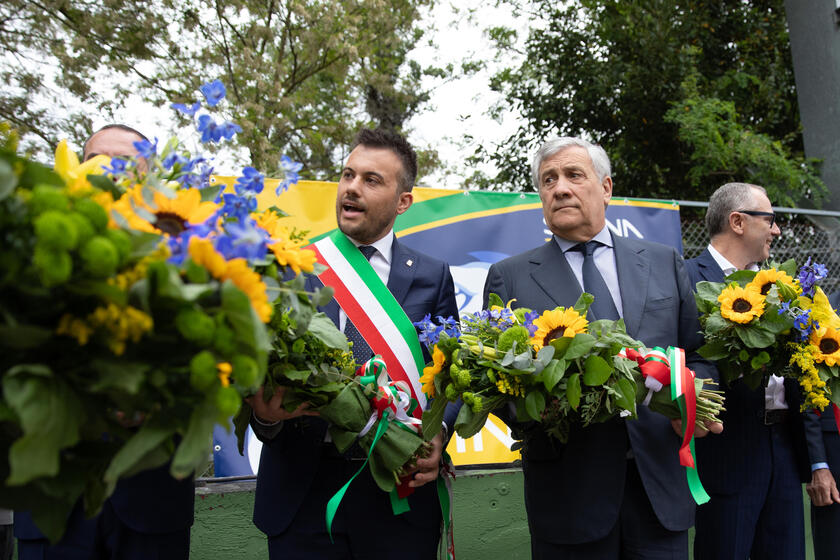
[14,463,194,540]
[685,248,810,493]
[253,236,459,537]
[804,291,840,469]
[484,234,713,544]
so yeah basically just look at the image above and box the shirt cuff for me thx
[812,462,830,472]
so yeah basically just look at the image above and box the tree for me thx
[0,0,437,178]
[479,0,824,205]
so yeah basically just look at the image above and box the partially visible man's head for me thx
[335,128,416,245]
[706,182,780,263]
[83,124,147,166]
[533,136,613,242]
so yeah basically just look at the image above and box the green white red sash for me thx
[310,230,427,416]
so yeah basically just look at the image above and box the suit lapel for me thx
[613,234,649,337]
[695,248,725,283]
[386,237,416,305]
[530,240,583,309]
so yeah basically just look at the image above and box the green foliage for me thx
[481,0,812,203]
[0,0,441,177]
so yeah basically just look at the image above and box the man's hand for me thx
[670,418,723,439]
[246,386,319,424]
[807,468,840,507]
[408,432,444,489]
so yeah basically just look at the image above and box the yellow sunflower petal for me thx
[54,139,79,183]
[530,307,588,351]
[719,284,765,324]
[810,326,840,367]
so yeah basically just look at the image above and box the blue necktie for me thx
[572,240,620,321]
[344,245,377,363]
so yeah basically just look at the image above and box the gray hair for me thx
[531,136,611,190]
[706,182,768,237]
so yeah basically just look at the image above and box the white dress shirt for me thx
[707,244,787,410]
[554,226,624,318]
[339,231,394,331]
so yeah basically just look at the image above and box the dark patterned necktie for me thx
[344,245,377,363]
[571,240,620,321]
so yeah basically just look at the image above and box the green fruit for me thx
[105,229,132,264]
[175,308,216,346]
[32,246,72,286]
[67,212,95,245]
[190,351,218,391]
[497,325,531,353]
[215,386,242,417]
[30,184,69,215]
[444,383,459,401]
[231,355,259,388]
[34,210,78,250]
[450,364,472,390]
[74,197,109,231]
[80,236,119,278]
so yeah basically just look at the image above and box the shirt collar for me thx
[554,225,613,253]
[707,243,758,275]
[349,230,393,264]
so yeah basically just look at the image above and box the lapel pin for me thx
[406,259,413,267]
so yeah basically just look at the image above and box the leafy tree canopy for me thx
[0,0,442,179]
[477,0,824,206]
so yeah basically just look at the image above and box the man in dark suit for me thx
[483,136,718,559]
[14,125,195,559]
[804,290,840,560]
[249,128,459,559]
[685,182,809,560]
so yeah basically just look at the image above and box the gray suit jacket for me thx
[484,234,713,544]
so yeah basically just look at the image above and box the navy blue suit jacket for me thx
[484,234,714,544]
[685,248,810,493]
[15,463,194,540]
[253,236,459,537]
[804,291,840,468]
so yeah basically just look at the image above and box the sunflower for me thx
[53,139,110,193]
[420,345,446,398]
[113,186,219,235]
[746,268,797,296]
[254,211,316,274]
[800,287,840,330]
[810,326,840,366]
[188,237,272,322]
[718,284,765,324]
[530,307,589,351]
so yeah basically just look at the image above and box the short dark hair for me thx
[82,124,148,160]
[350,128,417,193]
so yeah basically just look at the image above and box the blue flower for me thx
[162,152,188,170]
[413,314,452,349]
[523,310,540,336]
[777,300,791,315]
[219,121,242,140]
[197,116,241,143]
[220,193,256,219]
[797,257,829,298]
[235,167,265,196]
[200,80,226,107]
[171,101,201,117]
[215,219,270,262]
[133,138,158,159]
[102,157,128,177]
[275,155,303,195]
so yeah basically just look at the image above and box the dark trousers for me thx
[0,525,12,560]
[694,424,804,560]
[16,502,190,560]
[267,456,440,560]
[531,459,688,560]
[811,430,840,560]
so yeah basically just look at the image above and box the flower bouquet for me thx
[695,259,840,412]
[0,80,313,540]
[417,293,724,445]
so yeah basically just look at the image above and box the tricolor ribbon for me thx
[619,346,710,505]
[325,357,423,540]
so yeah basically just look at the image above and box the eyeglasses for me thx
[736,210,776,227]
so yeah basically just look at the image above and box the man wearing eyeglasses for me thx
[685,182,811,560]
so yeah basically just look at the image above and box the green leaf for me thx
[573,292,594,316]
[3,376,84,485]
[541,359,566,391]
[487,292,504,309]
[695,281,725,305]
[86,173,122,198]
[615,377,637,415]
[200,184,222,202]
[308,312,349,350]
[564,333,597,360]
[90,360,149,394]
[104,425,174,486]
[582,355,613,386]
[567,373,581,410]
[222,280,271,360]
[6,363,53,377]
[422,396,448,440]
[500,349,515,367]
[535,345,555,366]
[525,390,545,421]
[759,307,793,334]
[704,311,729,335]
[698,340,729,361]
[735,325,776,348]
[454,402,490,439]
[549,336,572,358]
[130,231,164,259]
[0,325,53,349]
[723,270,757,284]
[778,259,798,277]
[0,157,17,200]
[170,400,216,479]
